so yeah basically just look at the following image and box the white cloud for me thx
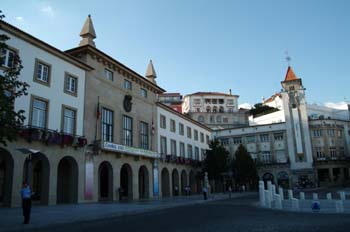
[41,5,55,17]
[15,16,24,23]
[324,101,349,110]
[239,103,253,109]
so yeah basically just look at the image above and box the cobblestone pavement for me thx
[0,192,251,232]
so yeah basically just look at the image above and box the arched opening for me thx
[189,170,196,195]
[98,161,113,201]
[206,106,211,113]
[262,172,274,188]
[277,171,289,189]
[0,148,14,207]
[57,156,78,204]
[172,169,179,196]
[219,106,224,113]
[22,152,50,205]
[120,164,133,200]
[212,106,217,113]
[180,170,187,195]
[138,166,149,199]
[161,168,170,197]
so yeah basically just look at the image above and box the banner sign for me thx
[102,142,159,158]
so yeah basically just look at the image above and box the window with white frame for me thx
[315,147,325,159]
[274,133,283,141]
[170,139,177,156]
[180,142,185,157]
[313,129,322,137]
[327,129,335,137]
[35,59,51,84]
[122,115,133,146]
[330,147,337,157]
[64,74,78,95]
[160,114,166,129]
[233,137,242,145]
[63,107,76,135]
[31,97,48,128]
[140,121,149,149]
[260,134,269,142]
[187,144,193,159]
[221,138,229,145]
[102,108,113,142]
[104,69,113,81]
[160,136,167,155]
[261,151,272,163]
[179,123,184,135]
[1,48,15,67]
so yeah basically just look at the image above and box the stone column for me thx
[259,181,265,207]
[291,198,300,211]
[288,189,293,199]
[339,191,346,201]
[336,200,344,213]
[264,190,271,208]
[299,192,305,200]
[274,194,282,209]
[267,181,273,200]
[278,187,284,200]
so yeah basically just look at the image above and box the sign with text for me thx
[102,142,159,159]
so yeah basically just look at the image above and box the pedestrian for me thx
[174,185,179,196]
[203,186,208,200]
[228,186,232,198]
[242,184,246,192]
[20,181,32,224]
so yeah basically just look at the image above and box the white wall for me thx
[248,110,285,126]
[1,29,86,135]
[157,106,210,160]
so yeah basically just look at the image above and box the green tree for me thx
[0,11,29,146]
[231,144,258,188]
[249,103,278,118]
[202,139,230,180]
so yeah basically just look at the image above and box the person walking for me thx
[228,186,232,198]
[20,182,32,224]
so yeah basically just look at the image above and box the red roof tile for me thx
[284,66,299,81]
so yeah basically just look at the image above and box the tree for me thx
[202,139,230,180]
[231,144,258,189]
[249,103,278,118]
[0,11,29,146]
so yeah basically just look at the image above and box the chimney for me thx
[229,89,232,95]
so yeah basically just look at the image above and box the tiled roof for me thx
[284,66,299,81]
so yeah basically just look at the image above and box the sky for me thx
[2,0,350,109]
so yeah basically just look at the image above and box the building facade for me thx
[182,92,249,130]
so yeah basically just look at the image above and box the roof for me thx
[0,20,93,71]
[159,93,182,97]
[65,45,166,93]
[284,66,299,82]
[80,15,96,38]
[145,60,157,78]
[264,93,282,103]
[156,102,212,132]
[185,92,239,97]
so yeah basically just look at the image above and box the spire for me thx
[284,66,298,82]
[145,60,157,84]
[79,14,96,47]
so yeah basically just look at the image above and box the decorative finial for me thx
[285,50,291,66]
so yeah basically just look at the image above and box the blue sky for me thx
[2,0,350,108]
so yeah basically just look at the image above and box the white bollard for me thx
[274,194,282,209]
[267,181,273,201]
[259,181,265,207]
[326,193,332,200]
[336,200,344,213]
[264,190,271,208]
[278,187,284,200]
[299,192,305,200]
[313,193,318,200]
[272,185,276,195]
[288,189,293,199]
[339,192,346,201]
[291,198,300,211]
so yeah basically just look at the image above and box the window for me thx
[212,106,217,112]
[64,73,78,96]
[187,127,192,138]
[274,133,283,141]
[261,151,272,163]
[1,48,15,67]
[205,99,211,104]
[200,132,204,143]
[206,106,211,112]
[62,106,76,135]
[122,115,133,146]
[330,147,337,157]
[218,99,224,104]
[170,139,177,156]
[223,117,228,123]
[195,147,199,160]
[212,99,217,104]
[313,129,322,137]
[216,115,222,123]
[226,99,234,105]
[260,134,269,142]
[160,114,166,129]
[31,97,48,128]
[180,142,185,157]
[198,115,205,123]
[124,79,132,90]
[160,136,167,155]
[34,59,51,86]
[338,130,343,137]
[141,88,147,98]
[179,123,184,135]
[194,130,198,141]
[102,108,113,142]
[221,138,229,145]
[206,135,210,144]
[327,129,335,137]
[170,119,176,132]
[104,69,113,81]
[246,136,256,143]
[315,147,325,159]
[233,137,242,145]
[193,99,201,105]
[140,121,149,149]
[187,144,193,159]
